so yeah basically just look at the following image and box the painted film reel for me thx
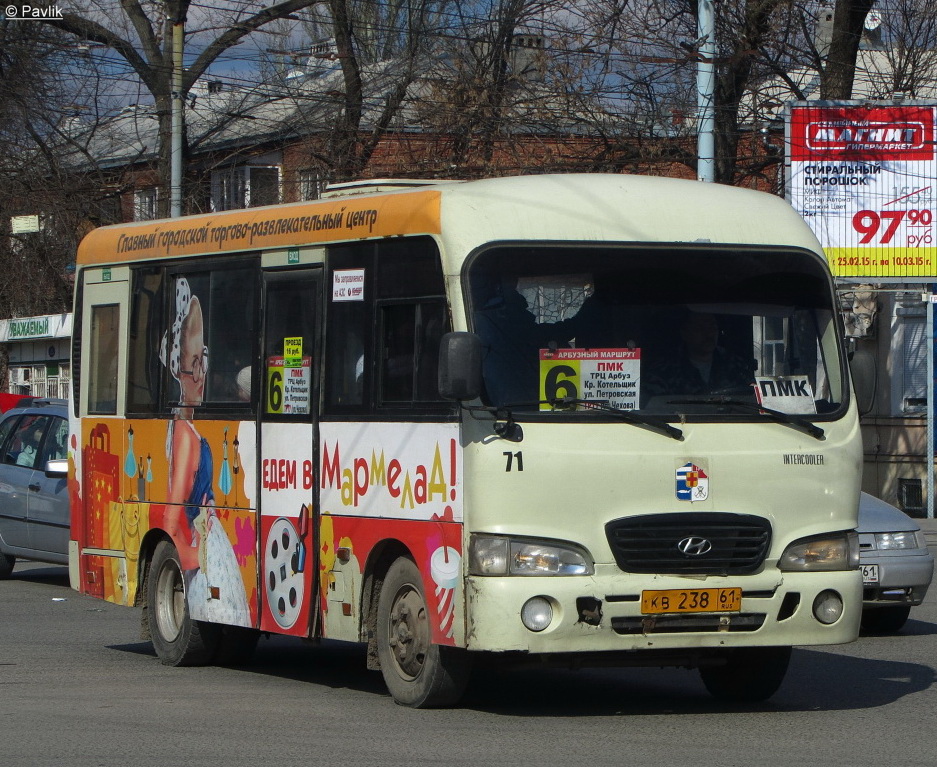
[264,517,305,629]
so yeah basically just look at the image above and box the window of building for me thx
[134,187,159,221]
[211,166,281,211]
[299,168,328,201]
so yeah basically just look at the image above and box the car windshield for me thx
[468,244,846,418]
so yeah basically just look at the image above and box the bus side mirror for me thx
[438,332,482,401]
[849,349,876,415]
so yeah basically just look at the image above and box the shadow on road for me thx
[861,616,937,637]
[106,630,936,716]
[7,564,69,588]
[460,645,936,716]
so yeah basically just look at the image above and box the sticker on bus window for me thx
[539,348,641,411]
[283,337,303,366]
[755,375,817,414]
[332,268,365,301]
[267,355,312,414]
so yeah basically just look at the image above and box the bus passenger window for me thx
[128,268,164,414]
[380,301,446,405]
[89,304,120,414]
[325,300,367,409]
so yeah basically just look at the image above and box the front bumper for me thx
[860,548,934,608]
[465,565,862,655]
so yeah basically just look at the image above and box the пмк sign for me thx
[787,101,937,279]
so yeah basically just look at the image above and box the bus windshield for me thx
[468,244,846,417]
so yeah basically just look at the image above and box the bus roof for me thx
[75,174,822,268]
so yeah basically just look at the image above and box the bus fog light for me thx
[521,597,553,632]
[812,590,844,625]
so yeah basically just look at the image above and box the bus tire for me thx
[699,646,791,703]
[861,605,911,634]
[0,553,14,578]
[376,557,471,708]
[147,540,220,666]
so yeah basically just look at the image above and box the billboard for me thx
[787,101,937,279]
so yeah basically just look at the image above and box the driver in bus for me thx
[648,310,754,396]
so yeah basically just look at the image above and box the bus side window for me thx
[325,300,367,408]
[89,304,120,414]
[380,301,447,404]
[127,268,164,414]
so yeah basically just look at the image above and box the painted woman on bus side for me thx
[161,278,213,571]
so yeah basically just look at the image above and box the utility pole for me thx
[170,15,185,217]
[697,0,716,183]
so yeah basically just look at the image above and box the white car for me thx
[858,492,934,633]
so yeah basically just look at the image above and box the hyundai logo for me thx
[677,536,713,556]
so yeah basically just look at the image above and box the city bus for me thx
[69,174,864,707]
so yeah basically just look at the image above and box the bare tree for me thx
[821,0,874,98]
[0,20,118,317]
[43,0,323,216]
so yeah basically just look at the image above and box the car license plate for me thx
[861,564,879,584]
[641,587,742,614]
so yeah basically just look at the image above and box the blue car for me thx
[0,399,70,577]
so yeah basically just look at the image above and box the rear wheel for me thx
[147,540,220,666]
[861,605,911,634]
[376,557,471,708]
[0,553,14,578]
[699,646,791,703]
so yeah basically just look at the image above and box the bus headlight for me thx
[778,531,859,571]
[469,535,593,576]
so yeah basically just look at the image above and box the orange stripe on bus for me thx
[77,190,442,265]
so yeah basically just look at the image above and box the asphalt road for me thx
[2,560,936,767]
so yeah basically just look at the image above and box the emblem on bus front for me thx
[675,462,709,502]
[677,536,713,556]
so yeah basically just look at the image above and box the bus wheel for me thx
[376,557,471,708]
[0,553,14,578]
[147,540,220,666]
[699,646,791,703]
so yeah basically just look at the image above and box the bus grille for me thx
[605,513,771,575]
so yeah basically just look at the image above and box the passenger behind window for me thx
[15,424,44,468]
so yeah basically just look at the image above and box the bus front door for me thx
[258,269,321,637]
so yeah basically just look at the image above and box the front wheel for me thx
[699,646,791,703]
[147,540,220,666]
[376,557,471,708]
[0,552,14,578]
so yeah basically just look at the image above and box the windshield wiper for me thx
[548,397,684,441]
[667,397,825,441]
[467,398,684,441]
